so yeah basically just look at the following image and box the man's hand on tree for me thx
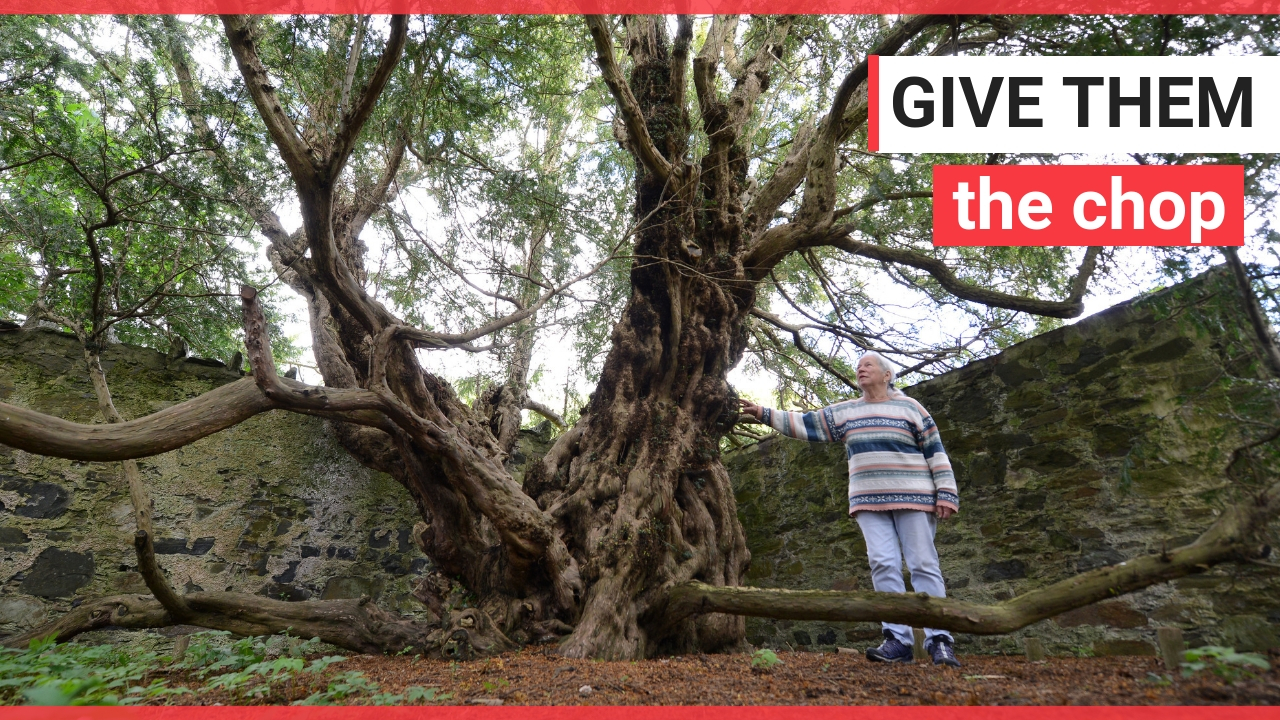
[737,398,763,422]
[935,506,955,520]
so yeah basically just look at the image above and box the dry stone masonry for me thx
[0,328,435,636]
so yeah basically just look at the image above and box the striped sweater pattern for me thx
[761,396,959,515]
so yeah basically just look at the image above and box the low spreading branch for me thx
[0,374,272,463]
[669,477,1277,631]
[2,590,442,655]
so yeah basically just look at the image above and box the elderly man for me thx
[738,351,961,667]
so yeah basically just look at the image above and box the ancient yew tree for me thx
[1,14,1279,659]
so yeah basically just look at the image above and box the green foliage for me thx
[0,15,295,365]
[1181,645,1271,682]
[750,648,782,670]
[295,671,451,706]
[0,634,188,706]
[0,632,448,707]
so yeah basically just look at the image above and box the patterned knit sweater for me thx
[761,395,959,515]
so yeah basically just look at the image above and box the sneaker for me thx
[927,636,961,668]
[865,629,914,663]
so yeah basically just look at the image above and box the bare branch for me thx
[220,15,317,186]
[328,15,408,180]
[346,138,407,242]
[751,308,859,391]
[135,530,191,620]
[692,15,739,121]
[746,120,814,236]
[746,223,1100,318]
[339,15,369,117]
[523,398,567,429]
[0,376,273,462]
[584,15,672,183]
[240,285,397,419]
[722,17,793,137]
[820,231,1096,318]
[796,15,951,229]
[668,16,694,109]
[2,589,445,656]
[832,190,934,221]
[748,16,947,235]
[1223,246,1280,376]
[0,152,55,173]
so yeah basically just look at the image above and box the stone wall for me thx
[0,328,436,637]
[2,268,1276,657]
[728,267,1280,657]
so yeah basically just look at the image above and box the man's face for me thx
[857,356,888,389]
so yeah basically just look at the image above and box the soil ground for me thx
[176,647,1280,706]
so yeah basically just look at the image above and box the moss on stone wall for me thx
[0,328,435,636]
[727,267,1280,657]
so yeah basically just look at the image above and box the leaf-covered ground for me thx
[4,631,1278,706]
[331,648,1280,706]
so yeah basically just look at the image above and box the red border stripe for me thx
[2,708,1279,719]
[867,54,879,153]
[1,0,1280,12]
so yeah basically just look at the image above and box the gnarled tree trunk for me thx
[8,14,1278,661]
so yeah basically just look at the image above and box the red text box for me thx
[933,164,1243,246]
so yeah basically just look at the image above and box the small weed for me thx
[1144,672,1173,687]
[1181,646,1270,682]
[750,649,782,671]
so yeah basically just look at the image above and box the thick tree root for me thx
[2,595,170,648]
[668,494,1271,634]
[2,592,513,658]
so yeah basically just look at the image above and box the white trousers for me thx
[855,509,953,646]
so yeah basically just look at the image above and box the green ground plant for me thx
[750,648,782,671]
[1181,646,1272,682]
[0,632,448,706]
[0,635,186,706]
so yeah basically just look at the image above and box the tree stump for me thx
[912,628,928,661]
[172,635,190,664]
[1157,627,1184,671]
[1024,637,1046,662]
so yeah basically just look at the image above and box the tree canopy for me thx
[0,13,1277,660]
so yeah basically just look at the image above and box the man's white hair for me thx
[859,351,902,396]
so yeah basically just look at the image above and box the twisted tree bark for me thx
[10,14,1275,660]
